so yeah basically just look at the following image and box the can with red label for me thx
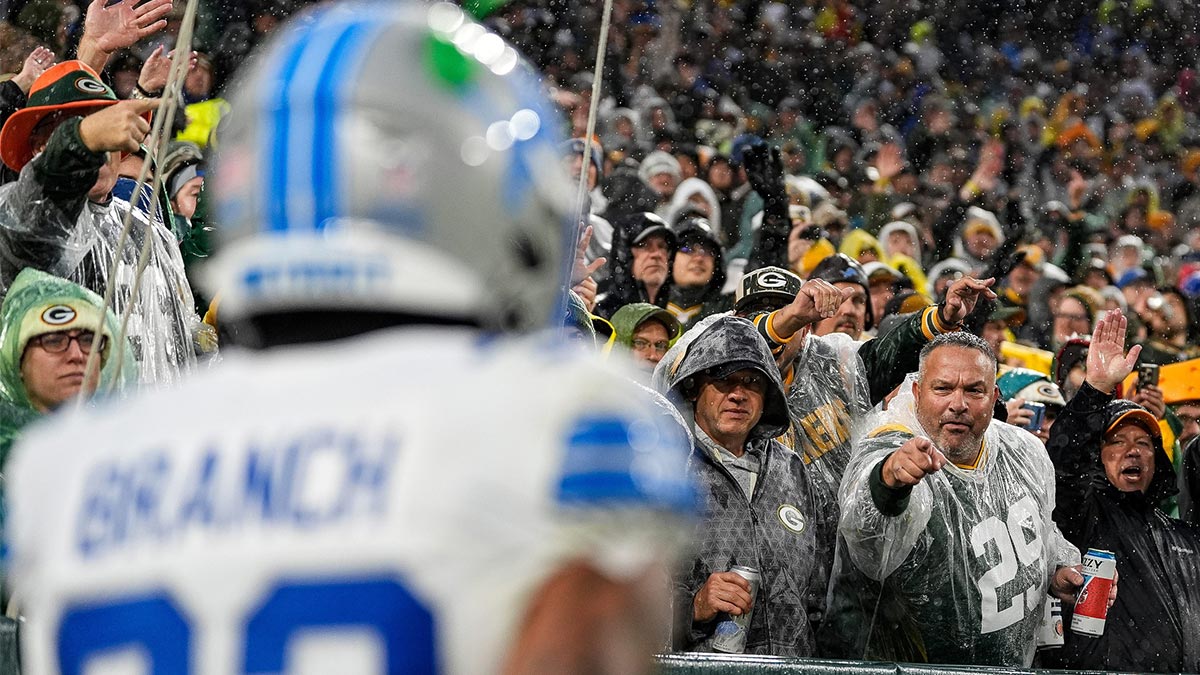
[1071,548,1116,637]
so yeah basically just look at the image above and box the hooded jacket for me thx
[595,213,675,318]
[667,218,731,330]
[610,302,681,348]
[1046,383,1200,672]
[0,117,204,386]
[0,269,136,533]
[664,178,722,236]
[662,316,831,656]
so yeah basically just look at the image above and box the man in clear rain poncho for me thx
[0,60,205,386]
[836,331,1107,666]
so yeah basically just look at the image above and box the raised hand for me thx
[13,46,54,93]
[962,139,1005,199]
[874,142,906,181]
[139,45,195,95]
[1085,309,1142,394]
[570,224,605,287]
[1132,384,1166,419]
[83,0,173,55]
[772,278,852,339]
[743,143,787,219]
[939,276,997,326]
[881,436,947,489]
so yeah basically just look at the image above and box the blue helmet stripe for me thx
[263,5,389,233]
[282,13,362,231]
[312,15,389,231]
[264,18,319,232]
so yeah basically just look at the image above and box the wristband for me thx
[132,82,162,99]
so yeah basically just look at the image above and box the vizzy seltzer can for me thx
[711,565,761,653]
[1036,595,1064,649]
[1071,549,1116,637]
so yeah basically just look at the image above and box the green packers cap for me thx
[0,60,119,171]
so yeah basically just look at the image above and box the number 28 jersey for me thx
[839,420,1080,667]
[5,329,696,674]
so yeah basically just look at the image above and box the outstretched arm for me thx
[857,276,997,404]
[1046,310,1140,545]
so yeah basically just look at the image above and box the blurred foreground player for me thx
[5,4,696,674]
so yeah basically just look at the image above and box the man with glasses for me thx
[666,217,729,329]
[0,268,130,451]
[661,315,830,656]
[611,302,681,373]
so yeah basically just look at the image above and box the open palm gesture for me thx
[1085,309,1142,394]
[85,0,172,54]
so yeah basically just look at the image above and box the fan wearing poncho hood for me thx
[660,316,831,656]
[664,177,722,237]
[0,268,135,456]
[0,61,206,387]
[1045,309,1200,673]
[877,220,930,301]
[666,217,730,330]
[834,333,1081,666]
[952,207,1006,271]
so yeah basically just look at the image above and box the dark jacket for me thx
[0,80,26,186]
[664,316,832,656]
[676,434,829,656]
[1046,382,1200,672]
[595,214,674,318]
[0,117,203,385]
[666,217,731,331]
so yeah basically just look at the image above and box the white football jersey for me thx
[6,328,695,674]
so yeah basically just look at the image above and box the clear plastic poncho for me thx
[829,373,1080,667]
[0,167,203,387]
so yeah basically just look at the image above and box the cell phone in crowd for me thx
[1138,363,1160,389]
[1022,401,1046,432]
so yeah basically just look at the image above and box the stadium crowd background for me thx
[1,0,1200,671]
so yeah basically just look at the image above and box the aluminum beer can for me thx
[711,565,761,653]
[1071,549,1117,637]
[1036,595,1064,649]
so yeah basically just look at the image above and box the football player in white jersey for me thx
[4,3,697,674]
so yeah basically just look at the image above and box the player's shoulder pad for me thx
[555,384,698,516]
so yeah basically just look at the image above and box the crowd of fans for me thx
[2,0,1200,671]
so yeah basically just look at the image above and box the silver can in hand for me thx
[711,565,760,653]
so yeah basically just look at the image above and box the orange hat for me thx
[0,61,120,171]
[1147,210,1174,231]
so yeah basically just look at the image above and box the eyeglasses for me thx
[28,330,105,355]
[632,338,671,354]
[677,244,715,257]
[706,371,767,394]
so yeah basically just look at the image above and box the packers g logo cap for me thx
[0,60,120,171]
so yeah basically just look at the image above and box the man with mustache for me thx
[808,253,872,340]
[1045,309,1200,673]
[838,331,1091,666]
[661,315,830,656]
